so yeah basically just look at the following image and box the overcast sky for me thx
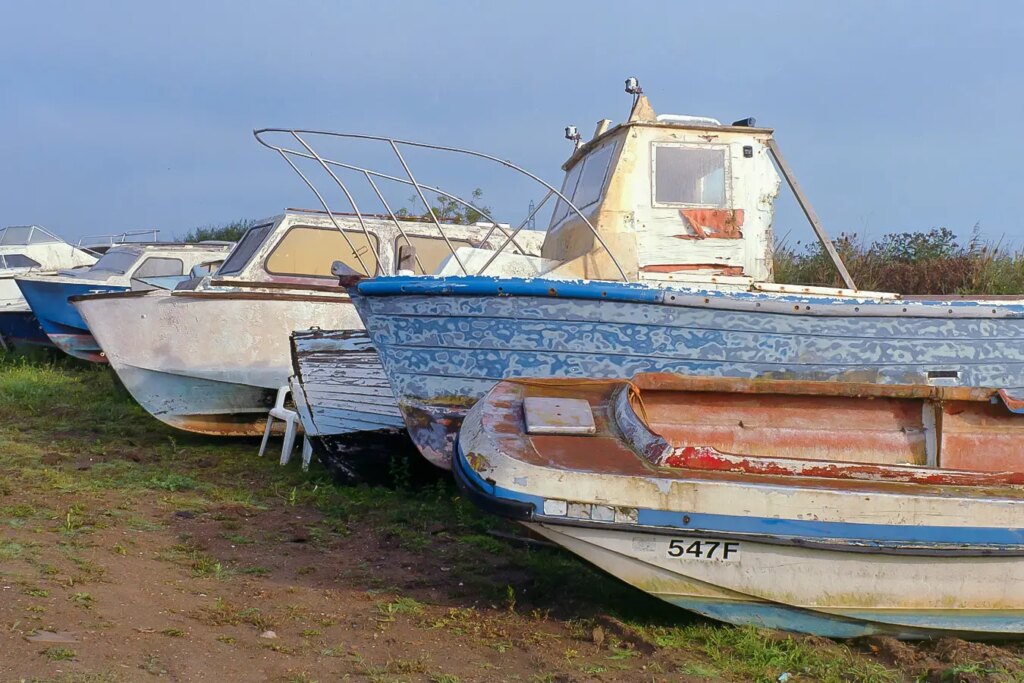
[2,1,1021,246]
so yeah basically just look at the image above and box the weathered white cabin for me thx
[541,96,781,287]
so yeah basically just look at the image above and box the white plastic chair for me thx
[258,385,313,470]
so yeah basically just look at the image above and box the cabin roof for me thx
[561,119,775,171]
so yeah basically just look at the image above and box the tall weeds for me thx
[773,226,1024,295]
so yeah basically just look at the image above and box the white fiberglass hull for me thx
[73,288,358,435]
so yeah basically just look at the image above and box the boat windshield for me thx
[88,249,141,275]
[0,225,60,246]
[217,223,275,276]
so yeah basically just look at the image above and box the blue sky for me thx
[2,1,1022,247]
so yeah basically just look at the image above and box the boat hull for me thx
[16,278,125,362]
[351,276,1024,468]
[527,522,1024,639]
[72,290,358,435]
[453,377,1024,638]
[0,309,52,348]
[290,328,406,479]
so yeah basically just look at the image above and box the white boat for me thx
[0,225,96,348]
[72,210,541,436]
[17,241,233,361]
[455,373,1024,639]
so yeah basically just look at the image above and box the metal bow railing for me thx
[253,129,627,281]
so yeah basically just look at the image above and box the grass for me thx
[0,352,1016,681]
[41,646,77,661]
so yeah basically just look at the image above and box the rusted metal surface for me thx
[631,372,1000,402]
[454,374,1024,637]
[677,209,744,239]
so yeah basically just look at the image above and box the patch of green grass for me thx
[375,596,424,622]
[429,674,461,683]
[0,539,25,559]
[70,591,95,609]
[42,646,77,661]
[457,533,505,554]
[160,627,186,637]
[643,624,897,683]
[140,653,168,676]
[148,473,198,492]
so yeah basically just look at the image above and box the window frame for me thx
[550,140,619,227]
[0,253,41,269]
[130,256,185,279]
[392,234,477,275]
[216,222,275,276]
[650,142,731,209]
[264,225,381,279]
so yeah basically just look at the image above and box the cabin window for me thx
[551,142,617,226]
[0,253,41,269]
[652,143,728,207]
[393,235,477,275]
[90,250,140,274]
[133,257,184,278]
[217,223,274,275]
[265,226,381,278]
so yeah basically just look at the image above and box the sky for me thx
[1,0,1022,247]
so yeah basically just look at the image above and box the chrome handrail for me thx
[253,129,628,281]
[77,229,160,247]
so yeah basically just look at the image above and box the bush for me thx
[774,226,1024,295]
[180,218,256,243]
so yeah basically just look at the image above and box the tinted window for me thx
[550,142,616,227]
[550,161,585,226]
[266,226,381,277]
[1,253,41,268]
[395,235,476,275]
[133,257,184,278]
[90,250,140,274]
[653,144,727,206]
[571,143,615,210]
[218,223,274,275]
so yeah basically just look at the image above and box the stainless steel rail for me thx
[253,129,628,281]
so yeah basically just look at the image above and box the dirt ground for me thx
[3,360,1024,683]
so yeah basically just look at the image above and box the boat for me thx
[17,241,232,361]
[341,80,1024,469]
[454,372,1024,639]
[0,225,96,349]
[289,328,408,478]
[71,210,541,437]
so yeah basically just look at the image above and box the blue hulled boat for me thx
[18,242,233,361]
[350,276,1024,467]
[340,85,1024,467]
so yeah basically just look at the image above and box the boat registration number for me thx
[667,539,740,562]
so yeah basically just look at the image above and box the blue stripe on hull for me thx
[662,597,1024,639]
[454,445,1024,550]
